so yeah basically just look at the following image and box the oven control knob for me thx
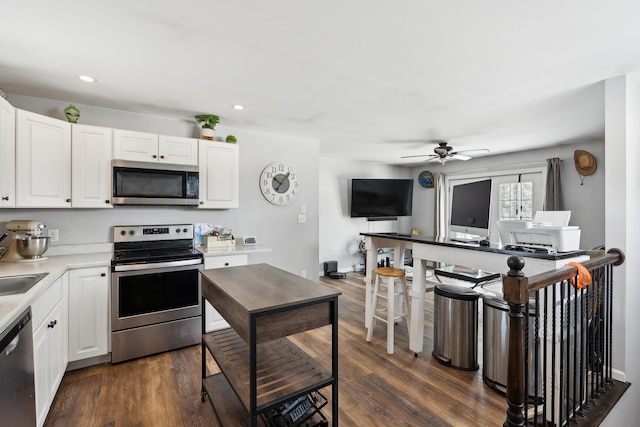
[120,230,126,236]
[176,228,181,233]
[183,228,188,233]
[129,230,135,235]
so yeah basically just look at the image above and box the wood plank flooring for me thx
[45,272,508,427]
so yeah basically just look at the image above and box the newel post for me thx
[502,256,528,427]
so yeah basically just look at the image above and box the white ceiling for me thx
[2,1,640,165]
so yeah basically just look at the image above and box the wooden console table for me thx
[200,263,341,426]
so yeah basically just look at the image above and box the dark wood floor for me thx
[45,272,508,427]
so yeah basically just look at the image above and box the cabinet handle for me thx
[101,273,106,277]
[105,200,110,204]
[224,262,229,266]
[48,320,57,328]
[160,155,165,159]
[66,198,71,203]
[199,201,204,205]
[152,154,157,159]
[1,196,8,201]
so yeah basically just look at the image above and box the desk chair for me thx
[366,267,410,354]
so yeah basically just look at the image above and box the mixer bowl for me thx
[16,236,50,259]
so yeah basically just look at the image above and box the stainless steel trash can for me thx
[482,295,542,399]
[432,285,479,370]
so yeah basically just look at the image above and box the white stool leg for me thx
[366,274,380,342]
[400,276,410,333]
[386,277,395,354]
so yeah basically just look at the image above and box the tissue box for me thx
[206,236,235,249]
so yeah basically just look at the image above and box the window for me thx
[445,169,544,244]
[499,181,533,220]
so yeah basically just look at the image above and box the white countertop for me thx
[197,243,272,257]
[0,251,112,333]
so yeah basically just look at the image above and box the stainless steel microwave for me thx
[112,160,199,206]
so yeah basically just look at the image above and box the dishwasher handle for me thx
[4,335,19,356]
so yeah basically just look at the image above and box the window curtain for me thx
[544,157,562,210]
[435,173,446,237]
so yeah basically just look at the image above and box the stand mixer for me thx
[0,220,49,262]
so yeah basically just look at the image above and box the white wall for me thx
[1,94,320,280]
[410,140,606,250]
[318,157,411,273]
[601,74,640,426]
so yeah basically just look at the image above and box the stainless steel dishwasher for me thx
[0,307,36,426]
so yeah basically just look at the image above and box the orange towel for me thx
[567,262,592,290]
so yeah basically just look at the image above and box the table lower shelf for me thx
[202,327,334,414]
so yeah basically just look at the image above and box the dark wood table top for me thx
[201,263,341,314]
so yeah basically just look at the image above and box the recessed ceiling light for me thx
[78,75,97,83]
[231,104,244,110]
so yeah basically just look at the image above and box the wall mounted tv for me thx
[449,178,492,242]
[350,179,413,221]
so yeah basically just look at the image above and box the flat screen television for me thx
[449,179,492,242]
[350,179,413,220]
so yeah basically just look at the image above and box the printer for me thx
[497,211,581,253]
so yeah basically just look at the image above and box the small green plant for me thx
[225,135,237,143]
[194,114,220,130]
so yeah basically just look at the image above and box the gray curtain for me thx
[544,157,562,210]
[435,173,446,237]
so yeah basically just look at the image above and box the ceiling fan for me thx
[401,141,489,164]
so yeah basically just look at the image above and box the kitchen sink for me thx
[0,273,49,296]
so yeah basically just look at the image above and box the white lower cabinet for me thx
[203,254,247,332]
[68,267,109,362]
[32,275,67,427]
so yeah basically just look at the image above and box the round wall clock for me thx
[259,162,300,205]
[418,170,434,188]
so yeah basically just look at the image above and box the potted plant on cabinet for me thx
[195,114,219,140]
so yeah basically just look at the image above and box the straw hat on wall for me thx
[574,150,597,176]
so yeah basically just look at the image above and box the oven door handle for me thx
[113,258,203,272]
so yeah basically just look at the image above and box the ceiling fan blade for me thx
[450,154,471,161]
[453,148,490,156]
[401,154,438,159]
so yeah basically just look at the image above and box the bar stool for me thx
[366,267,410,354]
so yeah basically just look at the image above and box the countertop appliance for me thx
[0,307,36,427]
[0,220,49,263]
[111,224,203,363]
[111,160,199,206]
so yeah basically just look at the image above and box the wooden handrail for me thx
[502,248,625,427]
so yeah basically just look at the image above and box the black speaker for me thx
[324,261,338,276]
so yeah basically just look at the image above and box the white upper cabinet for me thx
[198,140,239,209]
[0,96,16,207]
[158,135,198,165]
[71,124,113,208]
[112,129,159,162]
[16,109,71,207]
[113,129,198,165]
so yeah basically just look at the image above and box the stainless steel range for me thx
[111,224,202,363]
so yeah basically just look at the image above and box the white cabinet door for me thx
[198,140,239,209]
[203,254,248,332]
[32,275,66,427]
[0,96,15,207]
[158,135,198,165]
[16,109,71,207]
[33,302,65,427]
[68,267,109,362]
[112,128,159,162]
[72,124,113,208]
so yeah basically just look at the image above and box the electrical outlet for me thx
[300,204,307,214]
[301,270,306,278]
[298,214,306,224]
[48,229,59,242]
